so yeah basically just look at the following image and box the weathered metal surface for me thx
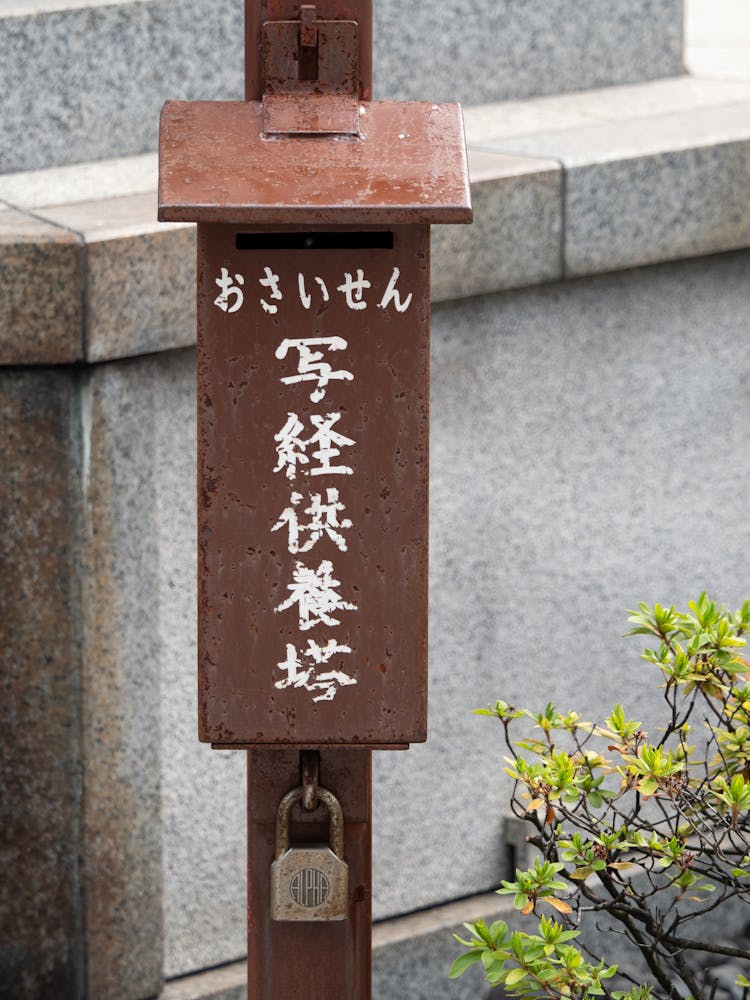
[301,749,320,810]
[248,749,371,998]
[197,222,430,746]
[300,5,318,48]
[158,99,472,225]
[262,92,360,135]
[275,786,344,858]
[271,786,348,921]
[245,0,373,102]
[263,20,358,94]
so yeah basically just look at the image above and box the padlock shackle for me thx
[275,785,345,861]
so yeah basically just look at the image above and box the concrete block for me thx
[150,351,247,978]
[0,205,82,364]
[477,103,750,275]
[564,137,750,274]
[13,237,745,987]
[372,250,750,918]
[431,150,562,302]
[4,76,750,365]
[82,350,246,981]
[0,370,83,999]
[463,98,594,146]
[0,159,195,363]
[40,194,195,362]
[81,360,165,998]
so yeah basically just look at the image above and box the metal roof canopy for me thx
[158,99,472,225]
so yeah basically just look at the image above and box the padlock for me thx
[271,785,349,921]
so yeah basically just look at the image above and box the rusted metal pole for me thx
[248,749,372,998]
[245,6,373,996]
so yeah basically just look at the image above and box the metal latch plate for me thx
[262,93,359,135]
[262,20,358,95]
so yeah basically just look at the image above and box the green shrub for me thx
[451,596,750,999]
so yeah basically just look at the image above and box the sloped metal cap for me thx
[158,99,472,225]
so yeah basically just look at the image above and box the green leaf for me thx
[536,967,559,982]
[489,919,509,941]
[637,777,659,797]
[453,933,482,947]
[480,950,493,970]
[504,967,528,987]
[448,950,483,979]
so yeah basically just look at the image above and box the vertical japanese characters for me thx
[214,263,412,702]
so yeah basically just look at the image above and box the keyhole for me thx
[298,41,319,81]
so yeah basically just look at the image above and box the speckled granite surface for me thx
[0,0,683,173]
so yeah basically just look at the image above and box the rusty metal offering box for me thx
[198,222,429,746]
[159,85,470,747]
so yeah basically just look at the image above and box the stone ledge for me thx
[467,90,750,276]
[158,892,512,1000]
[0,204,83,364]
[2,75,750,365]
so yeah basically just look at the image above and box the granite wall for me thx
[0,372,83,1000]
[6,250,742,995]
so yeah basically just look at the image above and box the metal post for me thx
[248,749,372,998]
[244,11,373,989]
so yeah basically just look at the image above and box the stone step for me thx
[1,0,684,174]
[2,74,748,368]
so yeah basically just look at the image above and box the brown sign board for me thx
[196,223,429,746]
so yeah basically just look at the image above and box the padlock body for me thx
[271,845,349,921]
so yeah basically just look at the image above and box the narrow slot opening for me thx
[236,232,394,251]
[298,44,319,81]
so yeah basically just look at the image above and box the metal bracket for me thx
[245,0,372,104]
[262,18,358,96]
[261,10,360,135]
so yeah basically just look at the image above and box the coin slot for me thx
[236,232,394,251]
